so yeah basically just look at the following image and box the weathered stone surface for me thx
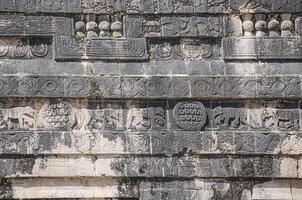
[223,37,302,60]
[230,0,302,13]
[0,177,138,199]
[0,100,301,157]
[0,155,297,179]
[252,180,293,200]
[0,75,298,98]
[0,1,301,199]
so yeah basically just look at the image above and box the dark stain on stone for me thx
[117,178,138,198]
[38,156,48,170]
[91,155,98,163]
[253,178,274,185]
[0,179,12,199]
[36,132,54,152]
[254,155,279,177]
[110,157,128,176]
[0,155,36,177]
[210,180,252,200]
[33,132,73,153]
[16,157,36,175]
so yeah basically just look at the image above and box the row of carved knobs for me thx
[75,19,123,40]
[242,13,294,37]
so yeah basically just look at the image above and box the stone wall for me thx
[0,0,301,199]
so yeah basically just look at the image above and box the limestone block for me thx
[223,37,302,60]
[9,178,138,199]
[252,180,292,200]
[280,157,298,178]
[291,180,302,200]
[224,16,243,37]
[140,179,253,200]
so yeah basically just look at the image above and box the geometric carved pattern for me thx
[0,75,298,98]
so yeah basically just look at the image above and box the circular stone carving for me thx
[40,102,75,130]
[158,43,171,59]
[40,78,63,96]
[31,43,48,57]
[13,40,28,58]
[66,78,91,96]
[173,101,207,131]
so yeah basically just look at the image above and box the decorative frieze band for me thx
[0,0,227,14]
[1,100,301,131]
[0,37,52,59]
[1,130,302,155]
[0,100,300,155]
[1,14,302,61]
[1,0,302,14]
[0,75,298,98]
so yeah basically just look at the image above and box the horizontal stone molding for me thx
[1,178,301,199]
[0,177,138,199]
[2,59,302,76]
[140,179,302,200]
[0,155,297,178]
[223,37,302,60]
[0,75,299,98]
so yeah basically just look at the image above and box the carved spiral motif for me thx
[13,40,28,58]
[0,41,9,57]
[193,79,212,96]
[40,78,64,96]
[0,77,15,95]
[173,101,207,131]
[17,78,41,95]
[145,77,169,96]
[65,78,91,96]
[158,43,172,59]
[31,43,48,57]
[170,79,190,96]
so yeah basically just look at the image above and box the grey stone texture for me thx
[0,0,302,199]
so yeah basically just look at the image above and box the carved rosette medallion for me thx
[39,102,75,130]
[173,101,207,131]
[13,40,28,58]
[31,43,48,57]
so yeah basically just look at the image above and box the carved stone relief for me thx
[0,1,301,199]
[173,101,207,131]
